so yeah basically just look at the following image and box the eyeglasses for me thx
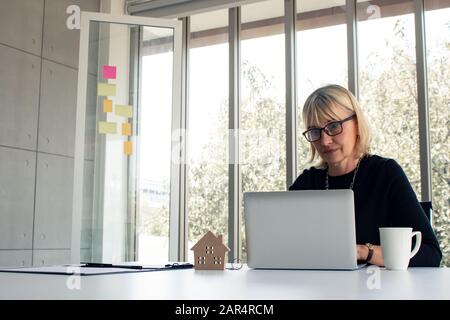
[302,114,356,142]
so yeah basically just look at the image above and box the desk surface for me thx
[1,266,449,299]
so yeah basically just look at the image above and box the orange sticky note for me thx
[122,123,131,136]
[103,99,113,113]
[124,141,133,155]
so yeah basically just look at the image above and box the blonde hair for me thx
[302,84,371,168]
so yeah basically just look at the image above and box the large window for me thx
[357,0,421,197]
[129,0,450,267]
[137,27,174,263]
[240,0,286,260]
[296,0,348,173]
[187,10,229,262]
[425,0,450,266]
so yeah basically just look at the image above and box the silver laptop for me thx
[244,190,361,270]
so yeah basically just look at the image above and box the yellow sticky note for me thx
[115,105,133,118]
[103,99,113,113]
[124,141,133,155]
[122,123,132,136]
[97,83,116,97]
[98,121,117,134]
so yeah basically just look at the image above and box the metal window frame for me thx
[176,16,190,261]
[414,0,432,204]
[285,0,297,188]
[347,0,359,98]
[126,25,141,261]
[228,7,241,263]
[168,22,185,262]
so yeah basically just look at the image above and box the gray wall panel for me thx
[0,45,41,150]
[0,0,100,266]
[43,0,101,69]
[32,249,70,266]
[0,250,32,267]
[0,0,44,55]
[34,153,73,249]
[0,147,35,250]
[38,60,77,157]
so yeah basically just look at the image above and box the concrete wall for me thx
[0,0,100,267]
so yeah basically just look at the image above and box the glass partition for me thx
[73,14,182,264]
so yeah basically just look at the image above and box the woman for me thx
[289,84,441,267]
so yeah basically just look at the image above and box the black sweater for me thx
[289,154,442,267]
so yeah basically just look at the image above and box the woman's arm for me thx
[386,160,442,267]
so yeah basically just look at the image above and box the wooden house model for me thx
[190,231,230,270]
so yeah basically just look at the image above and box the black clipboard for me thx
[0,262,194,276]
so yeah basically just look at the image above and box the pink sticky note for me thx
[103,65,116,79]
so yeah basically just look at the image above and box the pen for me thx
[165,263,194,269]
[82,262,113,268]
[82,262,143,269]
[81,262,194,270]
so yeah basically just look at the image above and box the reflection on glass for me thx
[425,0,450,266]
[187,10,229,263]
[357,0,421,197]
[82,21,142,263]
[136,27,174,263]
[295,0,347,173]
[241,0,286,262]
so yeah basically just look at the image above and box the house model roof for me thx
[190,231,230,253]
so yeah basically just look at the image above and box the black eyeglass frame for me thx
[302,114,356,142]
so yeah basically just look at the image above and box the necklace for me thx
[325,155,365,190]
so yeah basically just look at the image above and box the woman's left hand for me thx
[356,244,384,266]
[356,244,369,261]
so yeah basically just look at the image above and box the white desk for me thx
[0,266,449,299]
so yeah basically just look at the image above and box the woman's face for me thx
[311,107,359,166]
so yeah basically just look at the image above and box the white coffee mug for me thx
[379,227,422,270]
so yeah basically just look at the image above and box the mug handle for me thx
[410,231,422,259]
